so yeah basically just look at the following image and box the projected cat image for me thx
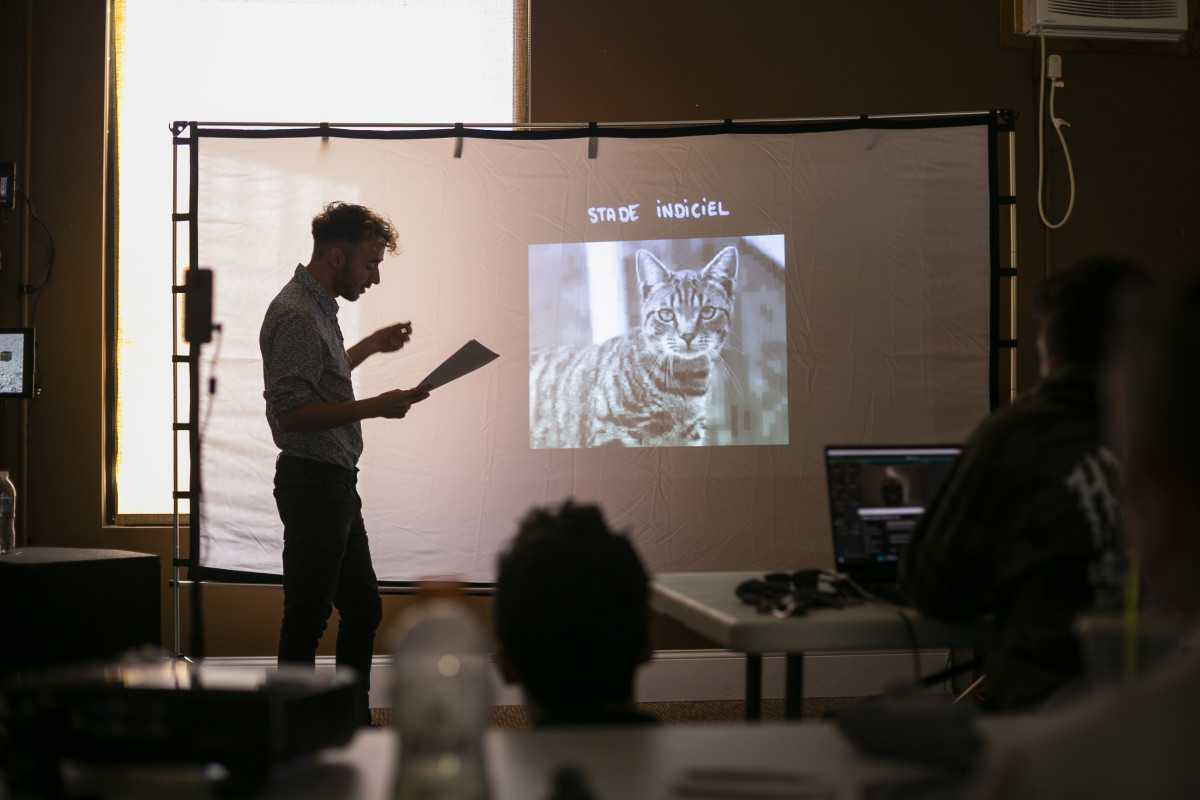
[529,236,787,449]
[531,246,736,448]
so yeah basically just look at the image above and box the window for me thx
[111,0,522,520]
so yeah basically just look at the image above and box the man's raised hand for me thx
[374,321,413,353]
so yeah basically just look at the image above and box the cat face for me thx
[635,246,738,362]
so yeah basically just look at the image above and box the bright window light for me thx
[113,0,517,518]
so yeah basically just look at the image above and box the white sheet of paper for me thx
[420,339,499,389]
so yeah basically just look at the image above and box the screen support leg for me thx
[785,654,804,719]
[744,653,763,721]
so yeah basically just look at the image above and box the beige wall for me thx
[1,0,1197,659]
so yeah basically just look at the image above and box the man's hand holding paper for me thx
[373,384,432,419]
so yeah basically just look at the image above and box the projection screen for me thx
[184,114,1004,584]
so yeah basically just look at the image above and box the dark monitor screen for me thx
[0,329,35,398]
[825,445,961,566]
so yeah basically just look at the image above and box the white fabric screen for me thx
[193,120,993,583]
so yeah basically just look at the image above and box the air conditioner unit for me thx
[1021,0,1189,41]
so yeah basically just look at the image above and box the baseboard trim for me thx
[204,648,954,708]
[637,648,953,703]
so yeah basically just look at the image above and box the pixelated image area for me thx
[708,239,787,446]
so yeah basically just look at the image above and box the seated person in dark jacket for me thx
[899,257,1147,711]
[970,276,1200,799]
[494,500,657,726]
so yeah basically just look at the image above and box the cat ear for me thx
[636,249,670,296]
[702,246,738,293]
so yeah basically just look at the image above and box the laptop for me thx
[823,445,962,604]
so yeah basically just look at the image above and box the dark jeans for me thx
[274,454,382,723]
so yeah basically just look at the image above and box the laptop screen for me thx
[824,445,961,570]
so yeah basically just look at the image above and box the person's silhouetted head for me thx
[1033,256,1148,378]
[494,500,651,725]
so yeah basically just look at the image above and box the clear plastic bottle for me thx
[389,586,490,800]
[0,470,15,555]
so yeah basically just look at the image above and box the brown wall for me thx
[1,0,1197,659]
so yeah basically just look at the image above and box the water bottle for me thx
[389,586,490,800]
[0,470,15,555]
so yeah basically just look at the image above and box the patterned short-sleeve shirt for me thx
[260,265,362,469]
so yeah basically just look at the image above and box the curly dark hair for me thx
[494,501,649,718]
[311,201,399,256]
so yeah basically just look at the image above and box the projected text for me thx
[656,198,730,219]
[584,198,732,224]
[587,204,641,224]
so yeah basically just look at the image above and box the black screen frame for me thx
[176,113,1015,585]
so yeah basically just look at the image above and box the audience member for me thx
[971,274,1200,798]
[899,257,1148,710]
[493,500,656,726]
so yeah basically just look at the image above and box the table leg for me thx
[744,653,763,722]
[784,654,803,719]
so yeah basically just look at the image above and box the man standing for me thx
[260,201,430,723]
[899,257,1146,711]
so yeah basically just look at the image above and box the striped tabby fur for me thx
[530,246,738,448]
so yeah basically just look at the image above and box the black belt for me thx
[276,453,358,479]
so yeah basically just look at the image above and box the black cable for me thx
[839,576,981,692]
[837,573,923,682]
[917,656,981,688]
[199,325,224,437]
[15,187,55,329]
[740,570,927,684]
[897,609,922,682]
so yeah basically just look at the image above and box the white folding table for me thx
[651,571,989,719]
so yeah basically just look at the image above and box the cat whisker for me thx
[666,356,681,383]
[717,341,745,357]
[714,354,745,397]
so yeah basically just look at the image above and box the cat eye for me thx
[657,309,675,322]
[700,306,717,320]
